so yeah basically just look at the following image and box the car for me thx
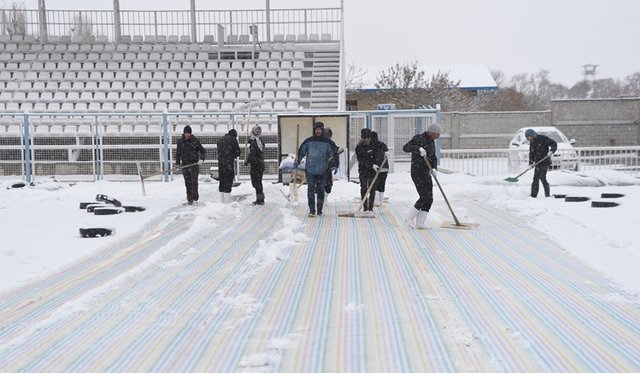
[508,126,578,171]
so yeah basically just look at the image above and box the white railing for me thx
[438,147,640,177]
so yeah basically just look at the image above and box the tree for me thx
[375,60,426,89]
[71,12,95,38]
[345,63,368,90]
[0,2,27,37]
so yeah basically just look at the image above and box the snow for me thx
[0,168,639,298]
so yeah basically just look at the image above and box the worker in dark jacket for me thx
[175,125,206,205]
[526,128,558,198]
[297,121,337,216]
[216,128,241,203]
[355,128,375,214]
[402,123,440,228]
[371,131,389,206]
[246,125,265,205]
[323,127,340,201]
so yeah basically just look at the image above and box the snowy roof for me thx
[422,64,497,91]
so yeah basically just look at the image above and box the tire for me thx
[79,228,114,238]
[552,194,567,199]
[123,205,146,212]
[86,203,107,212]
[564,196,590,202]
[94,207,124,215]
[591,201,619,208]
[601,193,624,199]
[80,201,97,209]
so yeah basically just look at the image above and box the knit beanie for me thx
[525,129,537,138]
[183,125,192,134]
[427,123,441,134]
[251,125,262,137]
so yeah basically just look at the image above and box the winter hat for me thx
[228,128,238,137]
[313,121,325,130]
[427,123,441,134]
[183,125,192,134]
[360,128,372,139]
[525,129,537,138]
[323,127,333,138]
[251,125,262,137]
[371,131,379,141]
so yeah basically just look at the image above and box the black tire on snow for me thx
[601,193,625,199]
[94,207,124,215]
[123,205,146,212]
[80,201,98,209]
[79,228,114,238]
[86,203,107,212]
[564,196,590,202]
[591,201,620,208]
[95,194,123,207]
[552,194,567,199]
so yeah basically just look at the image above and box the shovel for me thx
[339,157,387,218]
[137,161,199,196]
[424,156,478,229]
[505,153,551,183]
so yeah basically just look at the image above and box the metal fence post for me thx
[94,115,102,180]
[22,113,32,183]
[162,112,170,182]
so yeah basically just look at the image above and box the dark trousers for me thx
[218,170,234,193]
[250,166,264,194]
[531,163,550,197]
[182,166,200,202]
[411,171,433,212]
[306,172,327,213]
[325,172,333,194]
[359,172,375,211]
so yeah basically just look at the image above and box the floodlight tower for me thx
[582,64,599,81]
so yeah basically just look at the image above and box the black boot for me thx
[317,201,324,216]
[253,192,265,205]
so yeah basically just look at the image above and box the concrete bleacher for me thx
[0,34,341,133]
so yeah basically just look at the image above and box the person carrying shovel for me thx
[402,123,440,228]
[175,125,206,205]
[525,129,557,198]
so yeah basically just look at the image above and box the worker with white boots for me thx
[402,123,441,228]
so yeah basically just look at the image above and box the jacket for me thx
[529,134,558,166]
[175,134,206,166]
[298,135,336,175]
[217,133,241,174]
[402,132,437,173]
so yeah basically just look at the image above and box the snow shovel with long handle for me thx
[137,161,199,196]
[339,157,388,218]
[423,156,478,229]
[504,153,551,183]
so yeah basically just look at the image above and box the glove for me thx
[174,163,181,172]
[547,151,554,158]
[332,167,338,174]
[198,159,205,166]
[373,164,379,171]
[419,147,426,157]
[431,169,438,178]
[384,151,390,158]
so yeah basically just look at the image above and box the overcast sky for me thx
[12,0,640,86]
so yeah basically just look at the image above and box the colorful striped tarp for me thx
[0,200,638,371]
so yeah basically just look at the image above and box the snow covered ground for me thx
[1,168,639,298]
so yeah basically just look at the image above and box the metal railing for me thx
[2,7,341,43]
[438,147,640,177]
[0,109,440,183]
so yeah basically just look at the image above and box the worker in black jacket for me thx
[175,125,206,205]
[216,128,241,203]
[526,129,557,198]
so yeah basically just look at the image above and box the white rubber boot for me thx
[225,193,232,204]
[416,211,428,229]
[375,192,384,206]
[405,207,420,227]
